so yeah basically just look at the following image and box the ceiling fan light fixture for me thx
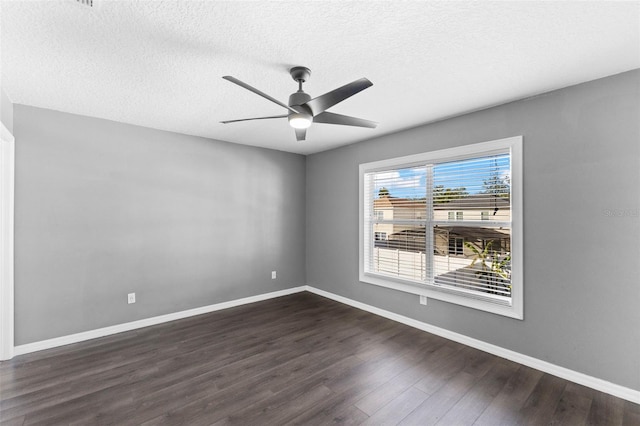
[221,66,376,141]
[288,112,312,129]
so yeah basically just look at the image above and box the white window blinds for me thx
[364,166,428,282]
[362,140,519,314]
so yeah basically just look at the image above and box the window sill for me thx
[359,272,523,320]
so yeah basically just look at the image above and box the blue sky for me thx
[374,154,510,199]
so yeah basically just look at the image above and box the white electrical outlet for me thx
[128,293,136,304]
[271,271,277,279]
[420,295,427,305]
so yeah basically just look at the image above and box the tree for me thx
[433,185,468,204]
[464,240,511,296]
[378,187,390,198]
[482,174,510,199]
[482,161,510,199]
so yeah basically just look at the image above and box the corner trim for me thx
[304,286,640,404]
[13,286,306,357]
[0,123,15,361]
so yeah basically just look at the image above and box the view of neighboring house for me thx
[433,194,510,222]
[433,195,511,257]
[373,194,510,256]
[372,194,512,296]
[372,196,426,242]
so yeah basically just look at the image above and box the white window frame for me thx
[359,136,523,319]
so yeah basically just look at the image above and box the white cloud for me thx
[374,170,424,193]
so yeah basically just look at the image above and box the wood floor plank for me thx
[413,345,477,396]
[283,335,442,425]
[353,342,456,416]
[473,364,544,426]
[548,382,594,425]
[0,415,25,426]
[0,292,637,425]
[398,370,479,425]
[586,390,625,425]
[623,400,640,426]
[323,404,369,426]
[137,349,364,424]
[516,372,568,425]
[214,384,335,426]
[436,358,520,425]
[360,386,429,426]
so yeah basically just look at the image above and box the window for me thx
[448,237,464,255]
[359,136,522,319]
[374,232,387,241]
[447,211,464,221]
[374,211,384,221]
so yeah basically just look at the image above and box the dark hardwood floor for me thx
[1,292,638,425]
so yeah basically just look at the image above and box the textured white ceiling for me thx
[1,1,639,155]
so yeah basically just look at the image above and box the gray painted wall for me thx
[1,88,13,133]
[306,70,640,390]
[14,105,306,345]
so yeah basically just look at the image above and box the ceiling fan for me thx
[221,67,377,141]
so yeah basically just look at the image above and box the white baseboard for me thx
[13,286,306,357]
[10,284,639,404]
[304,285,640,405]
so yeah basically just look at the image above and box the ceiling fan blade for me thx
[220,114,288,124]
[295,128,306,141]
[313,112,377,128]
[304,78,373,116]
[223,76,299,114]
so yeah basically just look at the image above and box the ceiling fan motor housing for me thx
[288,91,311,109]
[288,91,313,128]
